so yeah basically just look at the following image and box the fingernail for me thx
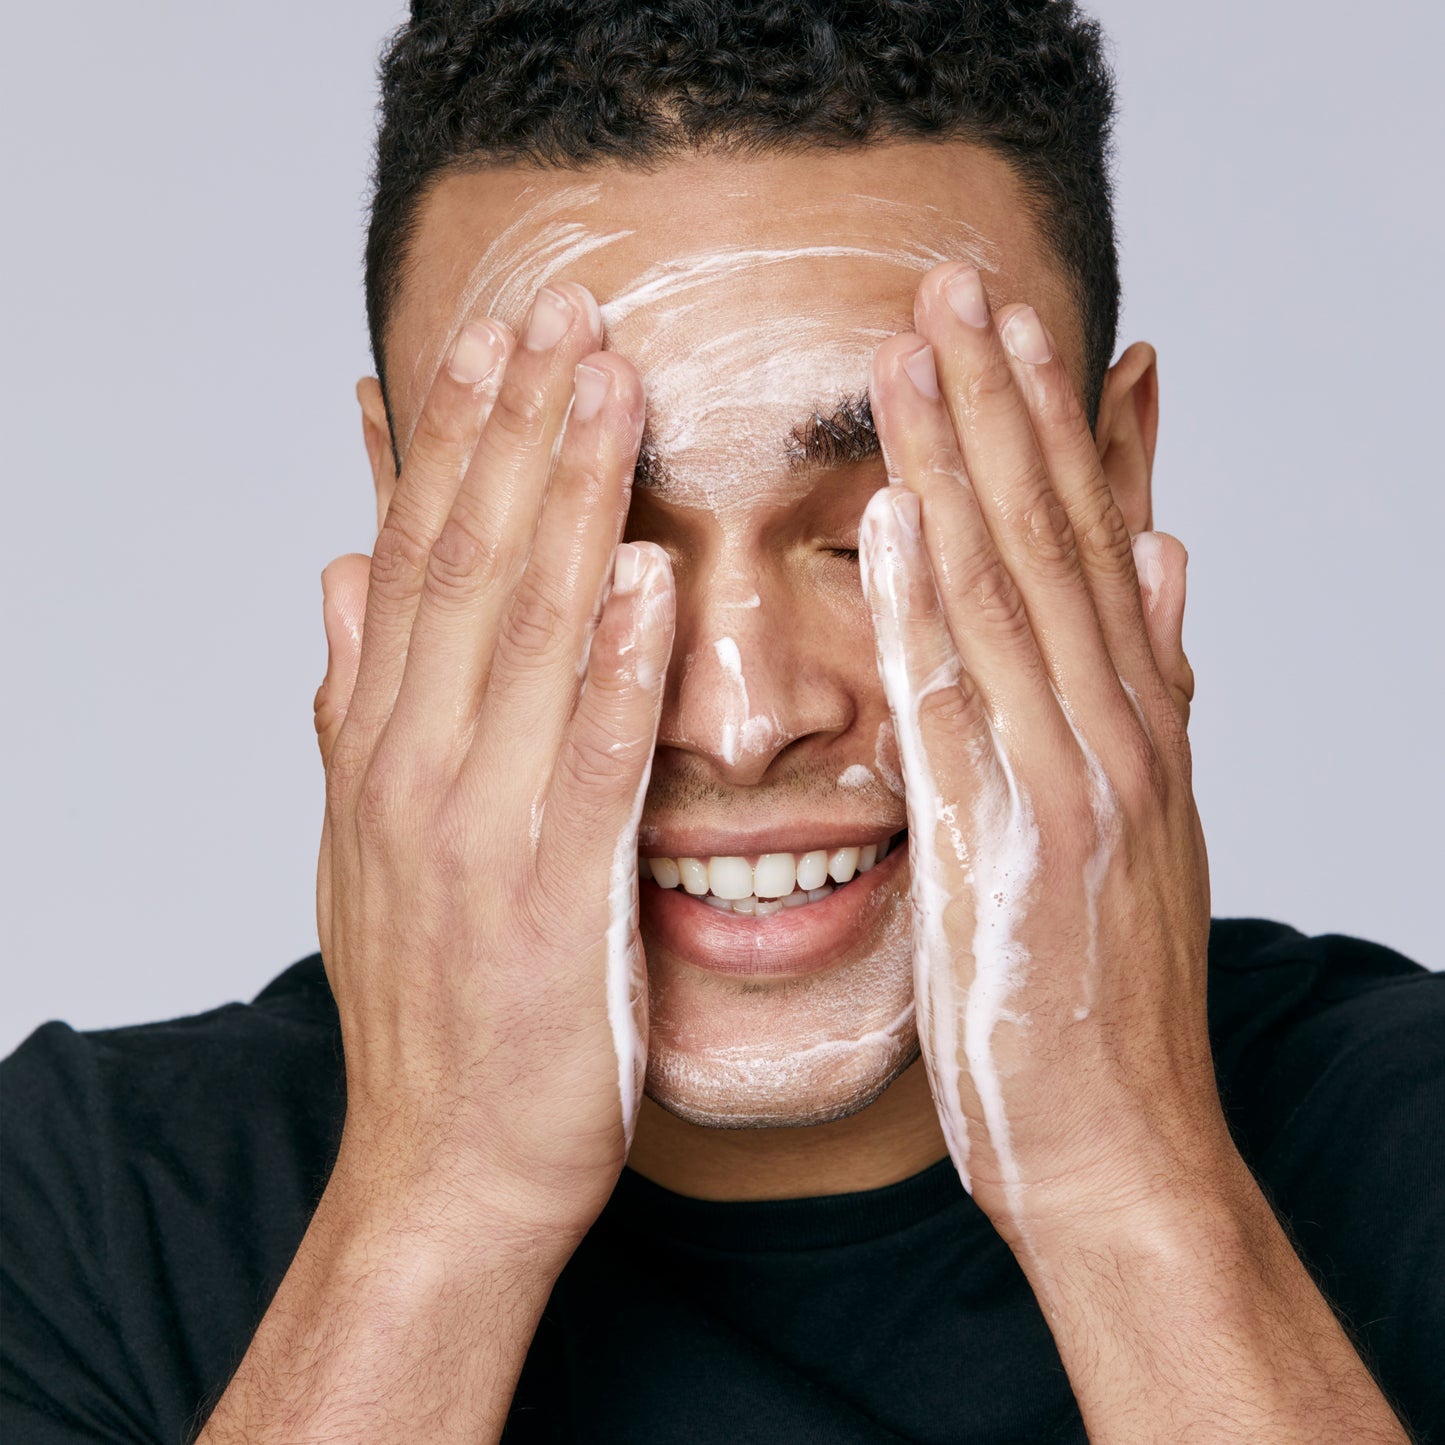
[901,344,940,399]
[524,287,573,351]
[613,542,645,595]
[1002,307,1053,365]
[447,321,504,384]
[944,267,990,329]
[1132,531,1163,607]
[576,285,604,338]
[572,363,611,422]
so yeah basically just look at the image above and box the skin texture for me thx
[191,143,1407,1442]
[357,143,1161,1199]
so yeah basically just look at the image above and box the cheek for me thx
[790,555,884,687]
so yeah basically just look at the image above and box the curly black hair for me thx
[366,0,1119,430]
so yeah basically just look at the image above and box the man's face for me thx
[382,142,1084,1129]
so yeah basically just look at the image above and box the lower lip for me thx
[640,840,908,979]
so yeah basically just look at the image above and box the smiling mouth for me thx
[641,831,907,916]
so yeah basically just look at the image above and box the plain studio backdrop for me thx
[2,3,1441,1058]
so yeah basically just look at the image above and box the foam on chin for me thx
[641,884,917,1128]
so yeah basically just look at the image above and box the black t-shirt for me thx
[3,919,1442,1443]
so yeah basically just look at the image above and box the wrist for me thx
[324,1130,604,1278]
[1009,1140,1274,1292]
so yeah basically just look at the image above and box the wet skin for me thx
[347,142,1165,1201]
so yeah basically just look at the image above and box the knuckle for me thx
[354,761,402,838]
[962,550,1030,637]
[1032,367,1087,430]
[501,582,572,667]
[324,722,369,793]
[1019,493,1080,570]
[962,356,1019,410]
[426,513,493,600]
[353,746,434,836]
[370,518,434,603]
[558,729,632,801]
[426,800,480,886]
[409,392,476,460]
[1115,731,1168,810]
[916,677,981,738]
[486,376,550,445]
[1078,496,1135,574]
[919,444,968,488]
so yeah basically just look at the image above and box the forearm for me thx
[1022,1156,1410,1443]
[194,1167,572,1445]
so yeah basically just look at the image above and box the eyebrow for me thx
[784,391,879,472]
[631,389,880,493]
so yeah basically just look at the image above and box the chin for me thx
[644,1027,920,1129]
[638,885,917,1129]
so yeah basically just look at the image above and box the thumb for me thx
[313,553,371,768]
[1131,531,1194,728]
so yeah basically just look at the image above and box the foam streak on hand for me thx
[862,263,1216,1252]
[861,261,1411,1445]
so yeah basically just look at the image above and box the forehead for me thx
[391,143,1070,509]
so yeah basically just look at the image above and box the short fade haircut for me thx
[365,0,1120,442]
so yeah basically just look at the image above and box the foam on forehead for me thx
[411,185,999,510]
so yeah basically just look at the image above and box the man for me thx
[3,2,1440,1440]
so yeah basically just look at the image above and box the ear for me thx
[357,376,398,535]
[1093,341,1159,535]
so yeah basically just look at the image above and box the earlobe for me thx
[357,376,398,533]
[1095,342,1159,536]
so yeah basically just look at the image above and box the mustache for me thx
[642,756,900,818]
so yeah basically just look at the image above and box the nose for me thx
[657,570,853,786]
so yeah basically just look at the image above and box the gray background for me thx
[3,3,1441,1058]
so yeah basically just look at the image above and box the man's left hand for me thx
[861,261,1223,1251]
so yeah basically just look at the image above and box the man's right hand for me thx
[311,283,673,1255]
[197,287,671,1443]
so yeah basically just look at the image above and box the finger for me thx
[1133,531,1193,731]
[857,486,1007,861]
[386,283,604,762]
[993,312,1173,730]
[540,541,676,883]
[313,553,371,770]
[868,333,1072,751]
[475,351,646,788]
[913,264,1138,746]
[339,319,513,762]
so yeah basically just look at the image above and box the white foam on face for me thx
[624,311,890,515]
[837,764,875,790]
[711,635,781,766]
[405,185,1000,525]
[644,890,918,1128]
[403,183,636,454]
[408,182,1004,1133]
[649,1001,917,1128]
[859,492,1040,1228]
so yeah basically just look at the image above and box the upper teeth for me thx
[640,841,887,904]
